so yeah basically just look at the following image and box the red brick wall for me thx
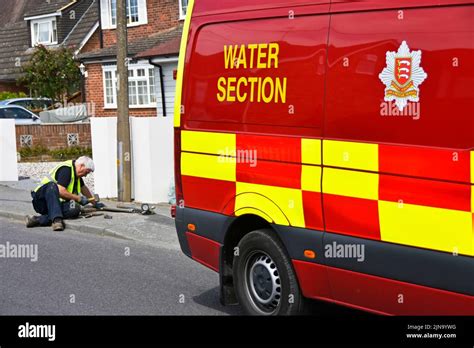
[83,0,178,118]
[102,0,180,47]
[0,82,27,94]
[81,29,101,53]
[85,63,157,117]
[16,124,92,150]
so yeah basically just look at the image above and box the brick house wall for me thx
[101,0,179,46]
[0,83,26,94]
[81,29,101,52]
[85,64,156,117]
[16,124,92,150]
[84,0,181,117]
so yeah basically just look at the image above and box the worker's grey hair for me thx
[77,156,95,172]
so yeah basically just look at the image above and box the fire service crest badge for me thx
[379,41,428,111]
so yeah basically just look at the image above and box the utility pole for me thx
[116,0,131,202]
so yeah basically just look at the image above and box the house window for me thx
[179,0,188,20]
[110,0,117,25]
[104,70,116,105]
[102,0,147,28]
[103,64,156,108]
[31,18,58,46]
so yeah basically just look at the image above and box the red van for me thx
[173,0,474,315]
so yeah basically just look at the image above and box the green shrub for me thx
[18,145,49,158]
[50,147,92,160]
[19,45,80,102]
[0,91,27,101]
[19,145,92,161]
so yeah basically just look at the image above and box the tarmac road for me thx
[0,217,366,316]
[0,217,243,315]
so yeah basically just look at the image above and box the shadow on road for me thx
[192,287,375,316]
[146,214,174,227]
[192,287,244,315]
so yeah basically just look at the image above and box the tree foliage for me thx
[19,45,81,102]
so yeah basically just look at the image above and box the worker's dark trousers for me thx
[31,182,81,226]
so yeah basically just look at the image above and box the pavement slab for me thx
[0,180,177,250]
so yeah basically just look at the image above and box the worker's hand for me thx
[78,196,89,206]
[94,202,105,209]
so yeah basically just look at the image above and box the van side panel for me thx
[323,3,474,311]
[193,0,329,17]
[178,5,332,307]
[176,0,474,315]
[294,260,474,315]
[183,14,329,136]
[180,10,330,226]
[325,6,473,148]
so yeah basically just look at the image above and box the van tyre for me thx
[233,229,306,315]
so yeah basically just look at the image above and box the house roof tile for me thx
[0,0,99,82]
[24,0,75,18]
[0,22,32,81]
[135,36,181,59]
[79,24,183,61]
[64,0,99,50]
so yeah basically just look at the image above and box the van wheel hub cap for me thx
[246,252,281,313]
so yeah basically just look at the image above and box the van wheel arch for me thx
[219,214,271,306]
[220,214,297,310]
[233,228,306,315]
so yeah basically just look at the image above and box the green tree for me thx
[19,45,81,102]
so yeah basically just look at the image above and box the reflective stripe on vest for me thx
[34,160,81,201]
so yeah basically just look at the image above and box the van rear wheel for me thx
[233,229,305,315]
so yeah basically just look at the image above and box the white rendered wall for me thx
[90,117,118,198]
[155,62,178,118]
[130,116,174,203]
[0,119,18,181]
[91,116,174,203]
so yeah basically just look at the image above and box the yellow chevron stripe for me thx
[301,138,321,165]
[182,130,236,155]
[301,165,321,192]
[235,182,305,228]
[471,151,474,184]
[323,140,378,171]
[234,207,273,223]
[379,200,473,256]
[323,168,379,200]
[471,185,474,213]
[181,152,235,182]
[174,0,195,127]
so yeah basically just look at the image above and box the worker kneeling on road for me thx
[25,156,104,231]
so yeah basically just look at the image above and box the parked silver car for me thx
[0,105,40,125]
[0,98,53,112]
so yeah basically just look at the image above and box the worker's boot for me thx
[52,218,64,232]
[25,215,40,228]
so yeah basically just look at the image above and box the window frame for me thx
[30,17,58,46]
[179,0,188,20]
[102,0,147,29]
[103,63,157,109]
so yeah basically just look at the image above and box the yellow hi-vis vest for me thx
[34,160,81,202]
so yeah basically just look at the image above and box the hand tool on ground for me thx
[97,206,135,213]
[88,193,100,202]
[82,194,155,215]
[81,212,104,219]
[116,203,156,215]
[85,194,131,212]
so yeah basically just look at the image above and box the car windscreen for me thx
[2,107,32,119]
